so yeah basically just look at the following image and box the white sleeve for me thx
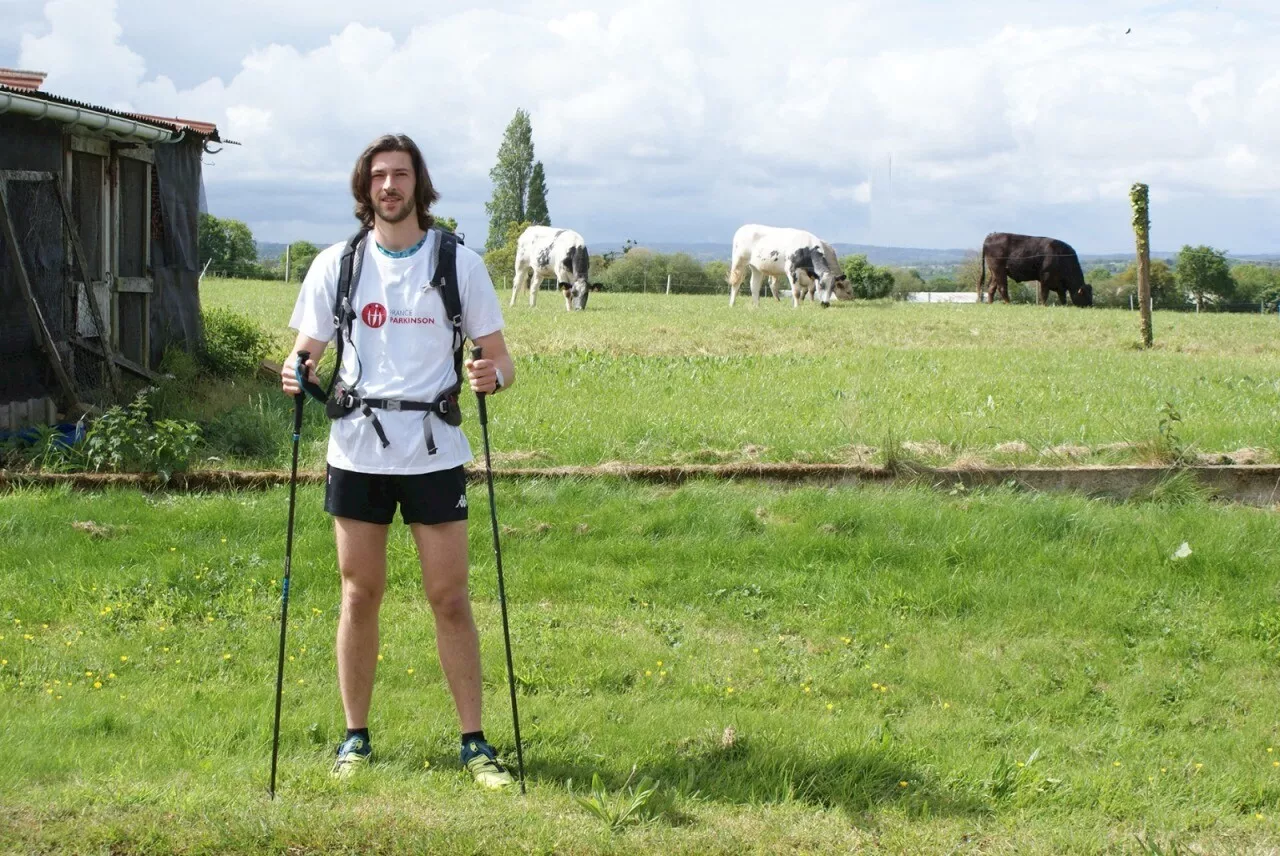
[288,246,341,342]
[459,248,506,341]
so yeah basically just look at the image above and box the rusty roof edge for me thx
[0,84,224,143]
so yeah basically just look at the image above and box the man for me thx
[280,133,517,788]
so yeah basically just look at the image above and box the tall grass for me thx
[191,285,1280,470]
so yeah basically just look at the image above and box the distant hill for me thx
[257,241,290,262]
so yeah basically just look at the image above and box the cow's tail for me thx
[573,244,589,282]
[978,248,987,303]
[727,244,747,287]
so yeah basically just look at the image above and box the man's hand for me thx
[465,357,500,395]
[281,354,319,397]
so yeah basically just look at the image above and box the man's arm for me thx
[464,330,514,395]
[280,334,329,396]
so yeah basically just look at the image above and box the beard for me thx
[375,193,415,225]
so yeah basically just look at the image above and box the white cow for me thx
[727,225,852,308]
[511,226,591,311]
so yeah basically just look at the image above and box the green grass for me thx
[3,481,1280,853]
[192,282,1280,471]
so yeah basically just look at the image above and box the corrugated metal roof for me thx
[0,68,46,92]
[0,73,230,144]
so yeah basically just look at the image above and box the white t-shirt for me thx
[288,229,505,475]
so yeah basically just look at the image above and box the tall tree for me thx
[286,240,319,283]
[485,109,536,250]
[197,213,229,271]
[198,213,258,276]
[526,161,550,226]
[1176,245,1234,310]
[224,219,257,275]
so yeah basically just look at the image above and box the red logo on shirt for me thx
[361,303,387,328]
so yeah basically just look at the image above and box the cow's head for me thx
[561,279,590,311]
[819,274,854,308]
[560,245,591,310]
[1071,282,1093,307]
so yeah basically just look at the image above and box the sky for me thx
[3,0,1278,253]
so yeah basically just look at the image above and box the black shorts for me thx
[324,465,469,526]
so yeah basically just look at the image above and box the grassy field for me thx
[3,480,1280,853]
[193,279,1280,472]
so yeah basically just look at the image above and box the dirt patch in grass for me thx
[7,462,1280,507]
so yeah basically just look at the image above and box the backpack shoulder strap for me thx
[326,228,370,397]
[433,228,465,387]
[333,228,370,331]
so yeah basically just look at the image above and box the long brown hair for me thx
[351,134,439,230]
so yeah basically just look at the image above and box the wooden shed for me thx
[0,68,231,429]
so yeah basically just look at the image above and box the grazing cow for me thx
[727,225,852,308]
[979,232,1092,306]
[511,226,592,311]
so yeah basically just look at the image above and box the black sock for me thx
[347,727,370,743]
[461,730,486,746]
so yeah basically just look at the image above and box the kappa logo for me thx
[361,302,388,328]
[456,495,468,509]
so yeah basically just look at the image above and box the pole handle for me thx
[470,346,489,425]
[292,350,310,431]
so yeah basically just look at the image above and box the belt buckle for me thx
[384,400,401,412]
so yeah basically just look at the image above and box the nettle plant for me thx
[83,390,202,479]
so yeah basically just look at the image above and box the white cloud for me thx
[18,0,145,106]
[10,0,1279,251]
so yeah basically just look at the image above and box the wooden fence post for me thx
[1130,182,1153,348]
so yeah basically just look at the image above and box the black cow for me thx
[979,232,1092,306]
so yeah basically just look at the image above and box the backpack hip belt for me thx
[325,385,463,453]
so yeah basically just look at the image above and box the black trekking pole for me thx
[471,346,527,794]
[269,350,310,799]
